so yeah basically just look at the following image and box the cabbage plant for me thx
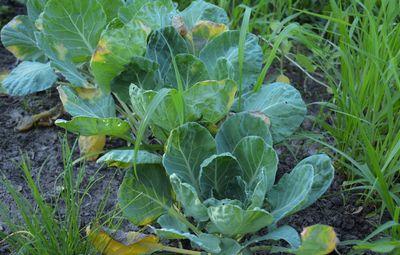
[110,112,335,254]
[55,5,306,156]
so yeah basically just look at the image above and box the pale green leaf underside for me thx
[199,153,243,200]
[241,82,307,143]
[118,164,172,225]
[215,112,273,153]
[199,31,262,89]
[97,150,162,168]
[170,174,209,222]
[268,164,314,223]
[163,122,216,194]
[208,204,273,237]
[3,61,57,96]
[293,154,334,210]
[232,136,278,191]
[245,225,301,249]
[155,229,221,253]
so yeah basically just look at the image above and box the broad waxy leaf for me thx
[42,0,107,61]
[215,112,273,153]
[163,122,216,194]
[55,117,131,141]
[180,0,229,30]
[58,86,116,118]
[155,228,222,253]
[294,154,334,210]
[233,136,278,191]
[199,31,262,89]
[184,79,237,123]
[241,82,307,143]
[1,15,44,61]
[154,214,189,239]
[170,174,209,222]
[130,86,182,140]
[248,170,268,209]
[166,54,209,89]
[268,164,314,223]
[2,61,57,96]
[295,225,337,255]
[87,226,162,255]
[96,0,124,23]
[199,153,244,200]
[27,0,48,22]
[91,19,148,92]
[119,164,172,225]
[129,85,178,142]
[35,32,89,86]
[191,20,228,54]
[245,225,301,249]
[119,0,177,29]
[97,150,162,168]
[118,0,148,24]
[214,238,243,255]
[208,204,273,237]
[112,56,159,102]
[157,214,188,233]
[129,84,151,119]
[130,79,236,141]
[147,26,189,87]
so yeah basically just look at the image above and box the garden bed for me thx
[0,47,379,255]
[0,1,385,254]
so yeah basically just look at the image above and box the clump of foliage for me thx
[88,113,336,254]
[1,0,339,254]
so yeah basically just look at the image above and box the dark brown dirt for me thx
[0,2,380,255]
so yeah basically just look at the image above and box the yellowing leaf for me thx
[276,74,290,84]
[75,87,102,99]
[0,70,10,93]
[87,226,161,255]
[54,43,68,61]
[92,38,110,63]
[192,21,228,53]
[78,135,106,161]
[6,46,23,59]
[295,224,337,255]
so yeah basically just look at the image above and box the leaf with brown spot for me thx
[87,226,162,255]
[294,225,337,255]
[192,21,228,54]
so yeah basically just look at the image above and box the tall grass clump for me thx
[0,137,110,255]
[313,0,400,222]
